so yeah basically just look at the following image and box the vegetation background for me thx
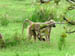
[0,0,75,56]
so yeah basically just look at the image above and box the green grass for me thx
[0,0,75,56]
[0,23,75,56]
[0,0,74,22]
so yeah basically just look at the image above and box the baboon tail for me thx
[22,19,33,34]
[23,19,33,24]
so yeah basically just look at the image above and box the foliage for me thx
[0,23,75,56]
[5,32,25,47]
[58,32,67,50]
[30,5,52,22]
[54,0,61,5]
[0,15,9,26]
[29,2,69,22]
[0,0,75,56]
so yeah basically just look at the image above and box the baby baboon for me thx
[38,37,46,41]
[39,20,56,42]
[0,33,5,48]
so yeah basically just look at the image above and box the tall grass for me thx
[0,15,9,26]
[30,5,52,22]
[29,2,70,22]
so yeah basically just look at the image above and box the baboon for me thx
[39,20,56,42]
[0,33,5,48]
[22,19,50,41]
[22,19,56,42]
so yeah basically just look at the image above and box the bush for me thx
[5,32,25,47]
[12,32,24,43]
[29,4,64,22]
[30,5,54,22]
[58,32,67,50]
[0,15,9,26]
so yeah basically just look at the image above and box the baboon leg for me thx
[33,35,36,42]
[38,35,42,41]
[46,36,49,42]
[48,32,50,41]
[33,30,37,42]
[47,28,51,42]
[48,35,50,42]
[38,31,42,41]
[46,36,48,41]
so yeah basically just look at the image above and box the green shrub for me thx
[58,32,67,50]
[12,32,24,42]
[5,32,25,47]
[0,15,9,26]
[30,5,54,22]
[14,0,25,1]
[29,4,65,22]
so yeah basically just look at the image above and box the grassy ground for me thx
[0,23,75,56]
[0,0,75,56]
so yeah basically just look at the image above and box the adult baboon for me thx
[22,19,56,42]
[22,19,48,41]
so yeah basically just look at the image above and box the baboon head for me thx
[48,20,56,27]
[38,37,46,41]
